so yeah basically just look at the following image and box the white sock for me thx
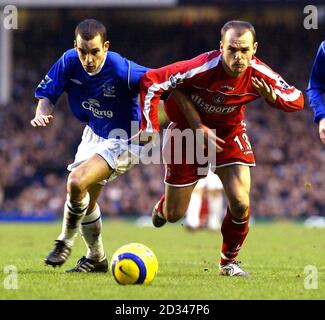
[207,194,224,230]
[80,204,106,261]
[57,192,90,247]
[185,192,202,229]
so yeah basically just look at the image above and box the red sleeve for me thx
[251,59,304,112]
[140,51,220,132]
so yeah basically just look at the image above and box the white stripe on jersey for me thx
[127,60,131,90]
[143,54,221,132]
[273,88,301,102]
[62,52,66,69]
[250,59,301,102]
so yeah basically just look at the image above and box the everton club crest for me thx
[102,81,116,97]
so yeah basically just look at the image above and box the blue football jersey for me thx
[306,41,325,123]
[35,49,149,138]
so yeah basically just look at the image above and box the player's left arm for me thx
[252,72,304,112]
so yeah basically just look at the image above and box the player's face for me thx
[75,34,109,73]
[220,29,257,77]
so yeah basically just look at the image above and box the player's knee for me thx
[230,198,249,219]
[67,172,88,195]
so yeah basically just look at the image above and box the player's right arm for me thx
[31,52,68,128]
[172,89,225,152]
[139,51,220,133]
[30,98,54,127]
[306,41,325,143]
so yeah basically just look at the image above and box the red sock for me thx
[157,194,166,218]
[220,207,250,266]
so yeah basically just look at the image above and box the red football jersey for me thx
[140,50,304,132]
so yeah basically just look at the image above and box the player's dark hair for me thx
[75,19,107,43]
[221,20,256,43]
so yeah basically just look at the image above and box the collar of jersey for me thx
[86,52,108,76]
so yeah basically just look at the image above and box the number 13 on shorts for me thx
[233,133,253,155]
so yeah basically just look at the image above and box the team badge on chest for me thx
[212,95,225,104]
[102,81,116,97]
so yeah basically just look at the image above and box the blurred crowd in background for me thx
[0,6,324,220]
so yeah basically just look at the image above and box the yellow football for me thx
[110,243,158,285]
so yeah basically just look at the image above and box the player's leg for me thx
[59,154,111,244]
[152,182,197,227]
[214,164,251,276]
[80,184,105,262]
[45,154,113,267]
[62,139,141,272]
[153,122,205,227]
[66,183,109,273]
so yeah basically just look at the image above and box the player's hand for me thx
[196,124,225,153]
[30,114,54,127]
[319,118,325,144]
[252,77,277,103]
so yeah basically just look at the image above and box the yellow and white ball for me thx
[110,243,158,285]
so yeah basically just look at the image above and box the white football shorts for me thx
[196,169,223,190]
[67,126,144,185]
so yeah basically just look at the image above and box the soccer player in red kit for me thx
[140,21,304,276]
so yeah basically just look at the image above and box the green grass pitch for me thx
[0,220,324,300]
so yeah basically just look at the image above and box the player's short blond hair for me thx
[221,20,256,43]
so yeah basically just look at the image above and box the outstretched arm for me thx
[32,52,69,127]
[252,75,304,111]
[140,51,220,133]
[30,98,54,127]
[251,60,304,112]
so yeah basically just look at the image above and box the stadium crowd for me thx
[0,9,324,219]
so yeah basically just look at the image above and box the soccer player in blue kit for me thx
[307,41,325,144]
[31,19,149,272]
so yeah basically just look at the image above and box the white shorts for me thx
[195,169,223,190]
[67,126,144,185]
